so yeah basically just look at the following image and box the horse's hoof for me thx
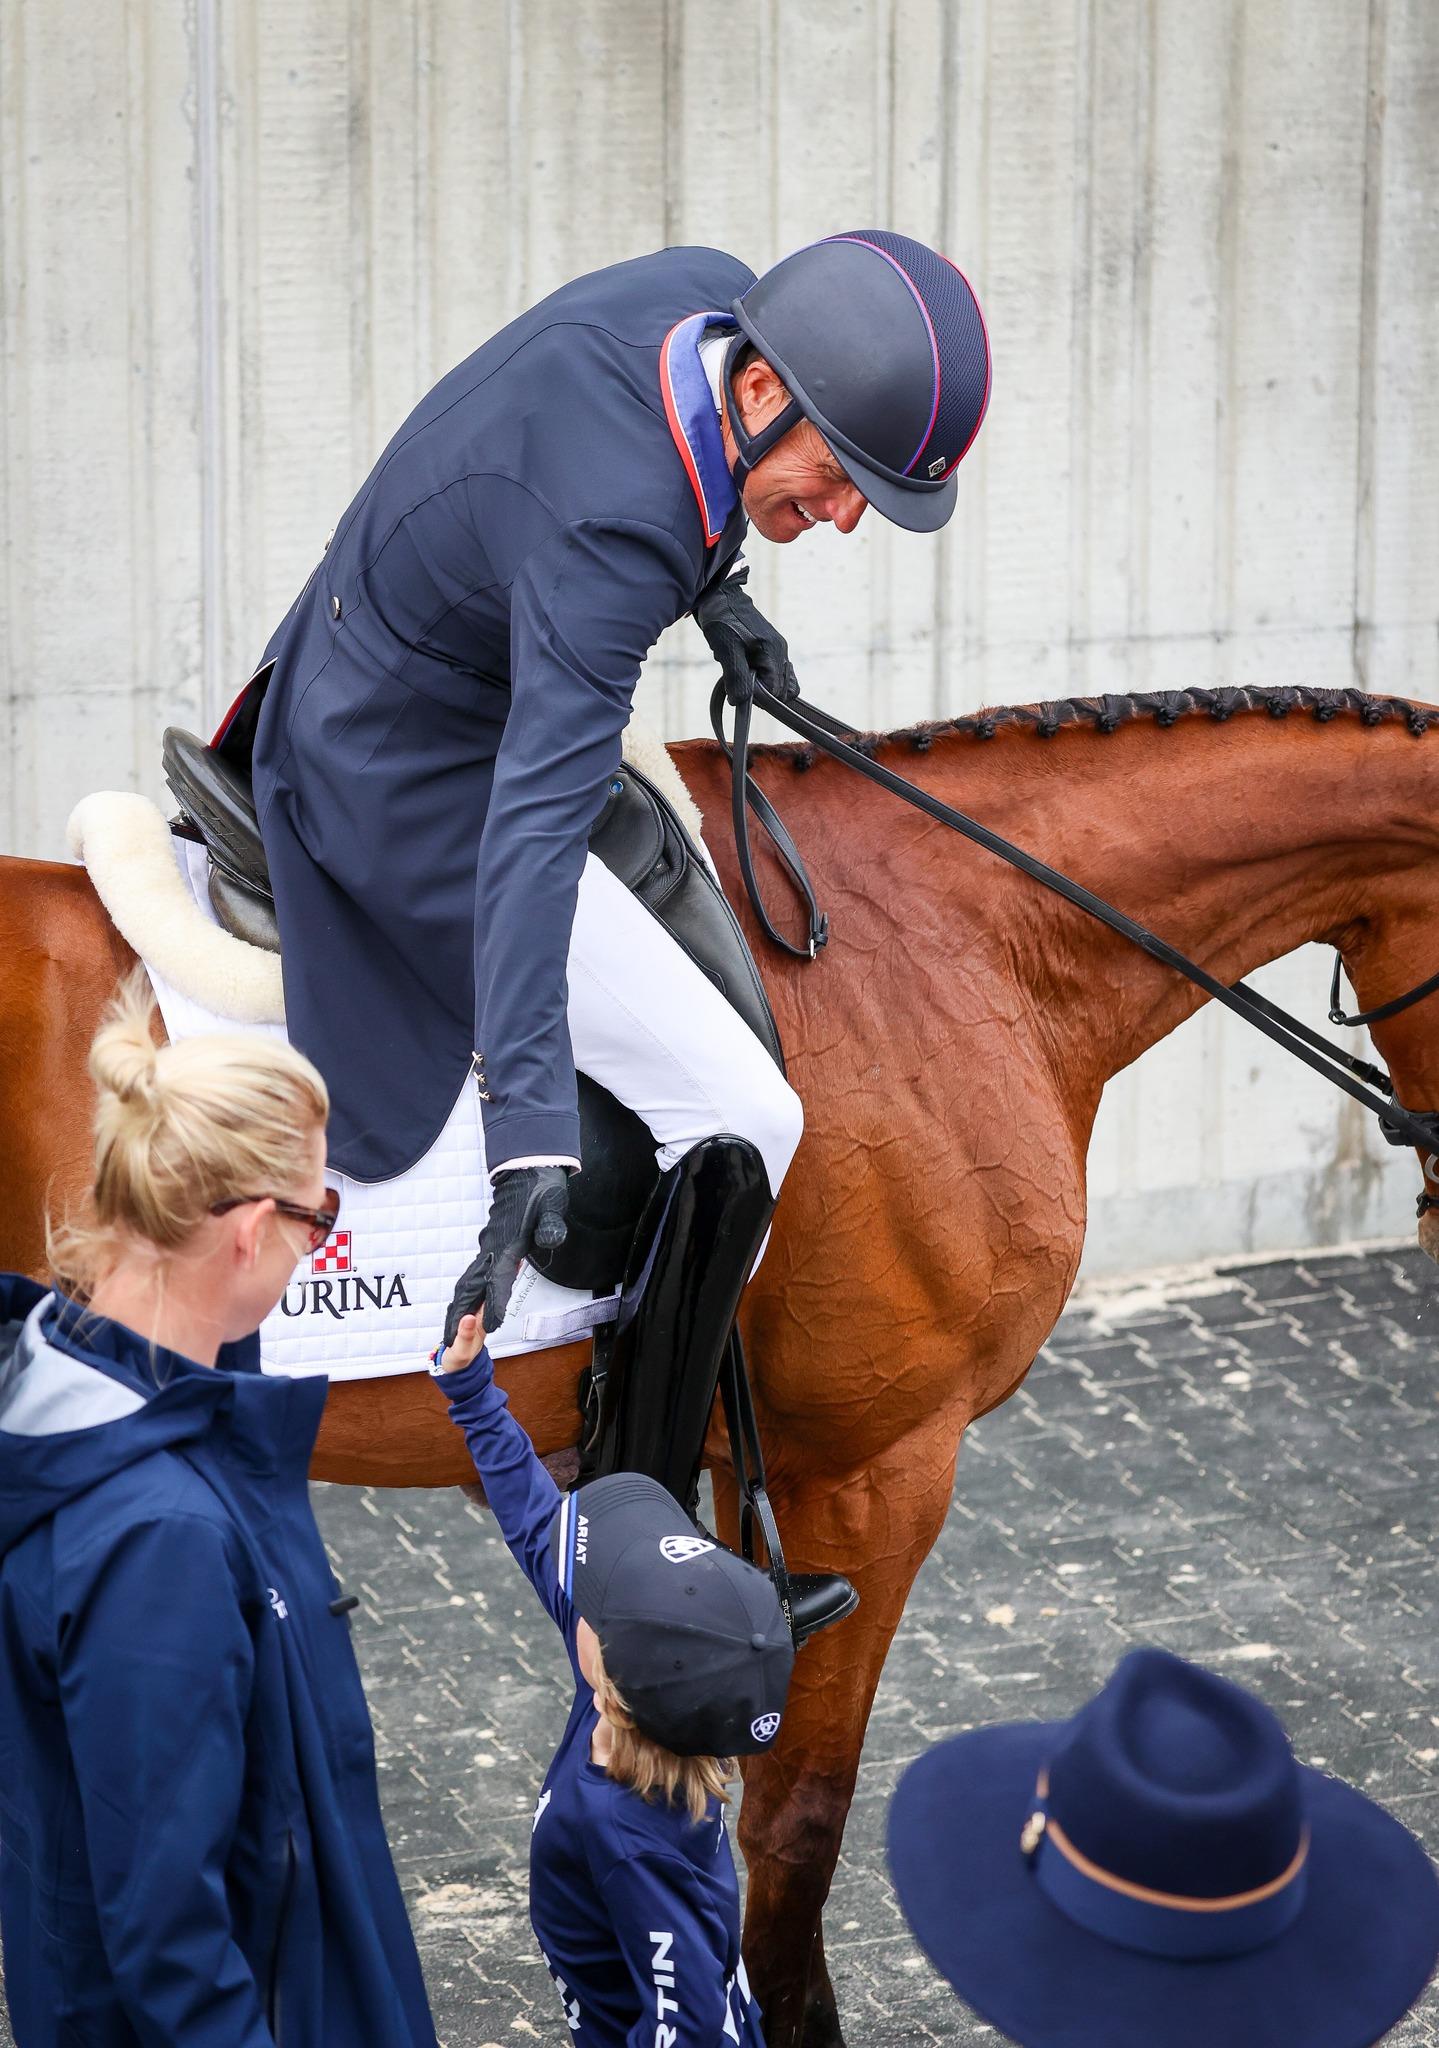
[799,1987,847,2048]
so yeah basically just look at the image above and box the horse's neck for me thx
[677,709,1436,1094]
[934,710,1437,1086]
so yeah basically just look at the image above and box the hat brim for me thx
[887,1724,1439,2048]
[832,445,957,533]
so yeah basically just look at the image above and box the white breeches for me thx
[566,853,803,1198]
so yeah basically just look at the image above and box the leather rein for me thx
[711,679,1439,1217]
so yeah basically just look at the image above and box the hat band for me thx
[1025,1774,1310,1960]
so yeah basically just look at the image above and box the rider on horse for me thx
[247,231,991,1510]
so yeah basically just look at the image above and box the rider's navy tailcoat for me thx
[251,246,753,1181]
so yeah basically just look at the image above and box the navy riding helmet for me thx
[725,230,992,533]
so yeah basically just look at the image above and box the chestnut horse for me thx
[4,684,1438,2048]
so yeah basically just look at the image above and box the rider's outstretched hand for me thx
[694,567,800,706]
[444,1165,570,1341]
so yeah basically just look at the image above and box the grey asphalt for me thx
[2,1240,1436,2045]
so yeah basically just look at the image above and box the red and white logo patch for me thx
[312,1231,352,1274]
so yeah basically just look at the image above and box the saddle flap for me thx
[593,767,785,1074]
[587,770,667,891]
[208,868,280,953]
[162,728,271,898]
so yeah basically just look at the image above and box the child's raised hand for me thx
[439,1311,486,1374]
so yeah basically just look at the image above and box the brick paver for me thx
[3,1241,1436,2044]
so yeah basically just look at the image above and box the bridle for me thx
[712,677,1439,1218]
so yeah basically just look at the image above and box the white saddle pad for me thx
[145,836,618,1381]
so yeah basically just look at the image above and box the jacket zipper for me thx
[266,1831,298,2043]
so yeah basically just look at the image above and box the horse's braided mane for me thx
[750,684,1434,768]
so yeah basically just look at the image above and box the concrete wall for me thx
[2,1,1436,1269]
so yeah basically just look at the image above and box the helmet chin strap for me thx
[723,333,803,486]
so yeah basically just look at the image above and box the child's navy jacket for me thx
[438,1348,765,2046]
[0,1273,437,2048]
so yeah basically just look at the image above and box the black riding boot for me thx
[583,1134,857,1644]
[586,1134,773,1506]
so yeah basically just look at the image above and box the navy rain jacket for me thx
[436,1348,765,2047]
[0,1274,436,2048]
[252,246,754,1181]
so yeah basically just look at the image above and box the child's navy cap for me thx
[551,1474,794,1758]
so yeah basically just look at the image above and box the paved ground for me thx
[3,1239,1437,2044]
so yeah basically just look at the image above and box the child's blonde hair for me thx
[592,1642,737,1826]
[47,967,330,1299]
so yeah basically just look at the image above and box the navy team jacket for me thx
[0,1274,437,2048]
[436,1349,765,2047]
[251,247,754,1181]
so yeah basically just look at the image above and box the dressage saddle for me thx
[161,725,785,1293]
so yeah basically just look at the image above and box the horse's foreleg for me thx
[726,1416,966,2048]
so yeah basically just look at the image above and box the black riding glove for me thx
[694,567,800,707]
[444,1165,570,1341]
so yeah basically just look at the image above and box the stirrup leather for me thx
[719,1329,858,1648]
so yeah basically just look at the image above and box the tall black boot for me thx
[585,1134,774,1507]
[580,1135,859,1646]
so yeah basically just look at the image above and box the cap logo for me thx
[927,454,948,477]
[750,1712,781,1742]
[659,1534,715,1564]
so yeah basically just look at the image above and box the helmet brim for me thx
[729,299,963,535]
[831,444,958,533]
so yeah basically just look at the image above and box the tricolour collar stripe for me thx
[660,312,739,548]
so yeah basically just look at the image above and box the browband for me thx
[1022,1769,1310,1959]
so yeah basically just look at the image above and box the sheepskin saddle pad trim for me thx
[67,714,705,1027]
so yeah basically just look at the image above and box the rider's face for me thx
[727,359,868,545]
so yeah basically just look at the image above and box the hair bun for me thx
[90,1012,162,1110]
[50,966,329,1296]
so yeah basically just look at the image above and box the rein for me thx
[711,680,1439,1200]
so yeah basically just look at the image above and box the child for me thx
[432,1312,793,2045]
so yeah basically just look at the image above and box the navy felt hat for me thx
[730,229,991,532]
[551,1474,793,1758]
[888,1648,1439,2048]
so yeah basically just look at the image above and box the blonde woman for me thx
[0,973,437,2048]
[432,1311,793,2045]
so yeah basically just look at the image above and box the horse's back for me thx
[0,855,130,1277]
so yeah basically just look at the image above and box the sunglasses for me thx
[210,1187,342,1253]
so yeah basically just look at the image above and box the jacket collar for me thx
[34,1287,317,1483]
[660,312,740,548]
